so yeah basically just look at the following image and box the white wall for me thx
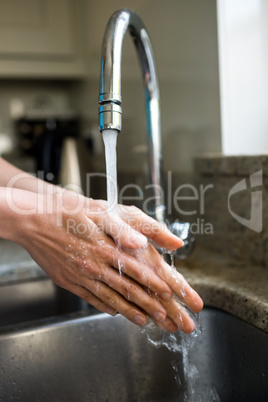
[217,0,268,155]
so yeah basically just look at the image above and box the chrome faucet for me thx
[98,8,194,258]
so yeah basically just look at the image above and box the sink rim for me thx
[0,306,267,402]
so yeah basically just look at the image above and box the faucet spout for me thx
[99,9,195,258]
[99,8,164,222]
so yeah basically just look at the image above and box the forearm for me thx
[0,187,31,242]
[0,186,54,244]
[0,188,16,241]
[0,157,59,194]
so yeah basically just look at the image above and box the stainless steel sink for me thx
[0,278,94,328]
[0,307,267,401]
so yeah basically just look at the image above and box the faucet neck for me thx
[99,8,165,222]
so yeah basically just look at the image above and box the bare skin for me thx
[0,157,203,332]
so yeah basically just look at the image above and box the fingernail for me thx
[106,307,117,316]
[159,291,172,302]
[153,311,166,322]
[134,314,146,326]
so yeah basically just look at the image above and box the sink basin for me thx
[0,278,92,328]
[0,307,267,401]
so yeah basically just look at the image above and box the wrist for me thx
[0,187,40,244]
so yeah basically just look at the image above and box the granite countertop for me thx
[194,153,268,176]
[1,239,267,334]
[176,246,268,333]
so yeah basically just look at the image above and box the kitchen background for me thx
[0,0,220,174]
[1,3,268,400]
[1,0,268,266]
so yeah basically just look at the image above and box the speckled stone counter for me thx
[176,246,268,333]
[194,154,268,176]
[192,154,268,266]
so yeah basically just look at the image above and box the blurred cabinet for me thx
[0,0,86,78]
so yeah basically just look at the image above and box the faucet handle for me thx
[168,221,195,260]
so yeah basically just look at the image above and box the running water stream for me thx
[102,129,119,212]
[102,129,220,401]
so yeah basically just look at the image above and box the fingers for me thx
[67,283,117,316]
[88,200,183,250]
[81,269,168,324]
[78,224,201,313]
[155,261,203,313]
[63,226,174,304]
[118,241,203,314]
[161,298,196,334]
[82,279,148,326]
[136,243,203,313]
[107,248,173,302]
[90,209,148,249]
[69,275,196,334]
[118,205,184,250]
[62,198,202,332]
[155,317,179,333]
